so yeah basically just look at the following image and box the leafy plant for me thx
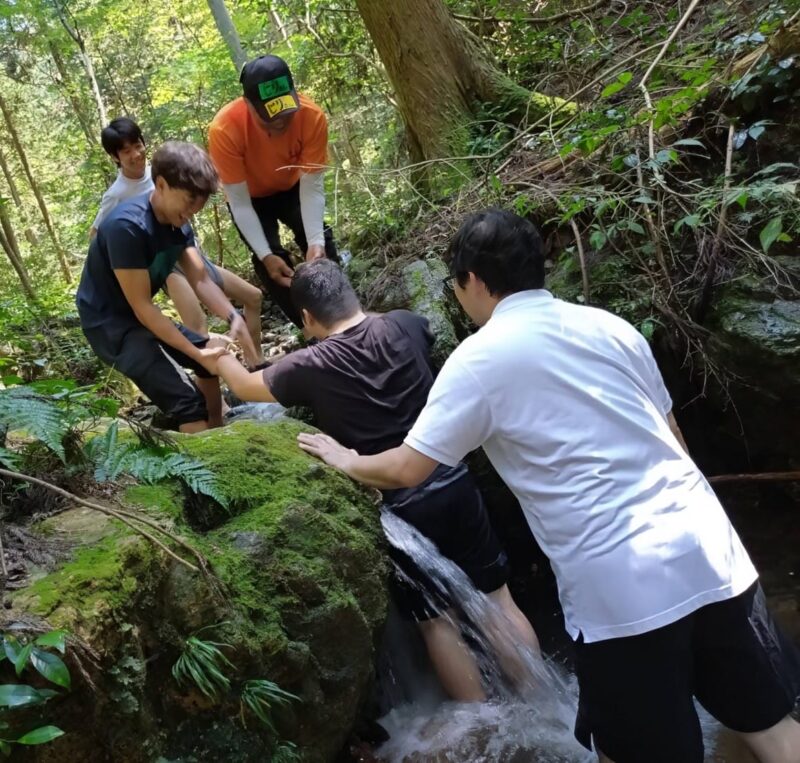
[0,630,70,756]
[171,631,233,701]
[85,421,228,507]
[239,679,300,734]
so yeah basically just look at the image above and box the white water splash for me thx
[375,509,754,763]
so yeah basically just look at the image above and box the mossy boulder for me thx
[6,420,389,762]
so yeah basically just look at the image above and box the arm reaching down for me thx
[178,246,260,365]
[113,268,225,373]
[299,171,325,260]
[224,181,293,286]
[297,434,438,490]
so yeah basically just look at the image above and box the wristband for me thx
[227,310,239,325]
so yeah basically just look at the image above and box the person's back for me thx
[412,289,756,642]
[264,310,434,456]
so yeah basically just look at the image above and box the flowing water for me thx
[373,510,759,763]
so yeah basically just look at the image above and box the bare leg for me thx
[179,420,209,434]
[417,610,486,702]
[737,714,800,763]
[483,585,541,686]
[194,376,223,429]
[165,273,207,336]
[218,267,265,366]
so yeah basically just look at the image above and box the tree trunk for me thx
[0,144,39,246]
[0,199,36,300]
[49,43,99,147]
[54,5,108,128]
[206,0,247,71]
[354,0,567,165]
[0,93,72,282]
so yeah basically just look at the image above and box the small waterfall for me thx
[373,510,751,763]
[375,509,593,763]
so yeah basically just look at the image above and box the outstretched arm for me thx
[210,352,277,403]
[297,433,438,490]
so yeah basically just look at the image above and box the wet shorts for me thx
[84,323,212,425]
[171,252,223,289]
[574,581,800,762]
[384,468,509,622]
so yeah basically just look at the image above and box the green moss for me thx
[125,483,182,519]
[13,527,161,628]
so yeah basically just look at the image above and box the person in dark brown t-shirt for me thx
[208,259,540,701]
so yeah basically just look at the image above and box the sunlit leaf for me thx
[759,217,783,253]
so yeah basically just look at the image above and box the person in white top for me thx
[298,209,800,763]
[91,118,266,367]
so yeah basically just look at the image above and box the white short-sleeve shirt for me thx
[405,290,757,643]
[92,166,154,230]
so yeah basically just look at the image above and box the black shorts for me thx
[84,323,213,425]
[385,469,509,622]
[574,581,800,762]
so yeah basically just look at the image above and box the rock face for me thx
[7,421,389,762]
[704,255,800,470]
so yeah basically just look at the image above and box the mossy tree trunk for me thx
[354,0,563,165]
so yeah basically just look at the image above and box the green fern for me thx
[0,389,68,461]
[86,422,228,507]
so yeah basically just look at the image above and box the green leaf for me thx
[601,71,632,98]
[15,726,65,745]
[748,123,766,141]
[30,649,70,690]
[628,221,646,235]
[589,229,606,249]
[759,216,783,253]
[655,149,678,165]
[777,232,793,243]
[736,192,748,210]
[34,631,67,655]
[0,685,48,708]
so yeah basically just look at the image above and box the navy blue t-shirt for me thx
[76,193,194,340]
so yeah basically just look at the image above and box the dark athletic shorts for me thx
[574,581,800,762]
[384,468,509,622]
[83,323,213,425]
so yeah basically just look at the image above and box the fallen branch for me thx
[0,467,209,574]
[708,471,800,484]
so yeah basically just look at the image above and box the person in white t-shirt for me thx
[298,209,800,763]
[91,118,266,367]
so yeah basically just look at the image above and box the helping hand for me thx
[306,244,325,262]
[297,432,356,471]
[264,254,294,288]
[206,332,234,351]
[196,346,231,376]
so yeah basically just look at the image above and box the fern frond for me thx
[0,389,68,460]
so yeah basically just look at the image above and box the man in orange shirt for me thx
[209,55,337,327]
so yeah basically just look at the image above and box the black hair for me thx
[291,260,361,328]
[446,208,545,295]
[100,117,145,164]
[150,142,218,199]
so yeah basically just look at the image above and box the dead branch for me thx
[0,468,206,574]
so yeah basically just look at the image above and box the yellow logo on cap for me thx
[265,95,296,118]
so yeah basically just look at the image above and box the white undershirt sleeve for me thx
[298,171,325,248]
[404,357,494,466]
[223,181,272,260]
[92,188,118,230]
